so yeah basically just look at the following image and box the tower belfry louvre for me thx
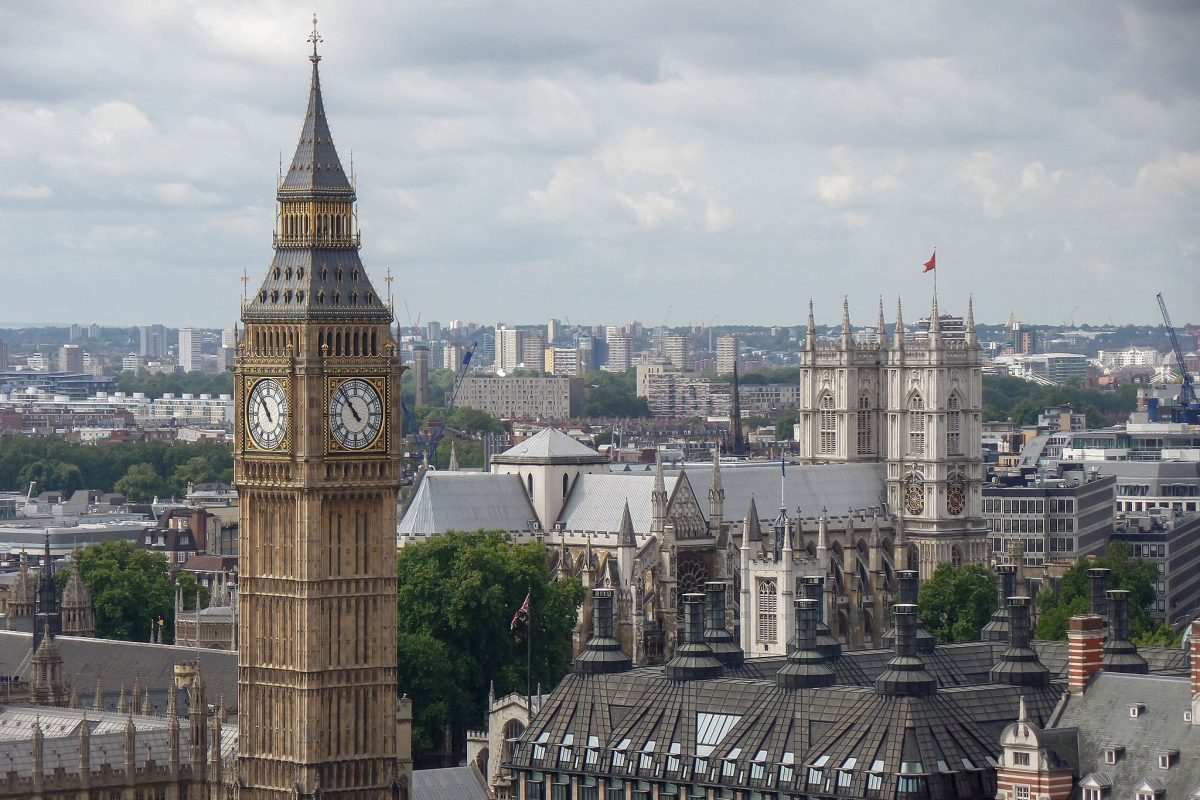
[235,17,407,800]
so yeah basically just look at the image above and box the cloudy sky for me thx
[1,2,1196,328]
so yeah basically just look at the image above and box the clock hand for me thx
[259,398,273,424]
[339,388,362,423]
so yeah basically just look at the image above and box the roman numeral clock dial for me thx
[246,378,289,451]
[328,378,384,451]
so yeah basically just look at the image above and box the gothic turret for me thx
[708,449,724,533]
[840,296,853,350]
[893,298,905,350]
[805,299,817,351]
[33,534,60,651]
[62,562,95,637]
[877,297,887,349]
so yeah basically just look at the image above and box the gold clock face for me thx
[328,378,384,451]
[947,483,966,516]
[904,479,925,515]
[247,378,289,451]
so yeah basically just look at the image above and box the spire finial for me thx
[308,13,323,63]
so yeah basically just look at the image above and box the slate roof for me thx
[1033,639,1189,676]
[0,706,235,777]
[398,473,539,538]
[412,765,488,800]
[492,428,608,465]
[557,474,682,535]
[677,462,888,524]
[1056,672,1200,800]
[511,664,1027,799]
[280,59,353,194]
[0,630,237,715]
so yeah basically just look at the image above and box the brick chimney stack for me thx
[1067,614,1105,694]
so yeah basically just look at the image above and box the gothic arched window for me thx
[856,391,872,455]
[908,393,926,457]
[818,393,837,456]
[757,580,777,643]
[947,393,962,455]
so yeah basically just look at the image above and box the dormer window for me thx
[273,267,280,280]
[336,268,344,283]
[1130,703,1145,718]
[285,266,292,280]
[1103,746,1124,764]
[1158,750,1178,769]
[321,266,328,282]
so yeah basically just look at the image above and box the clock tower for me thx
[234,18,406,799]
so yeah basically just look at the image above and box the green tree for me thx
[444,406,507,437]
[1035,541,1160,640]
[71,541,176,641]
[396,531,585,763]
[114,462,168,502]
[170,456,217,495]
[776,411,799,440]
[917,563,997,643]
[581,371,651,418]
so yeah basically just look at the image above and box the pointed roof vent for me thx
[575,589,632,675]
[802,576,841,660]
[882,570,935,654]
[990,596,1051,686]
[665,593,723,681]
[702,582,743,668]
[875,604,937,698]
[777,598,836,689]
[1102,589,1148,674]
[981,564,1018,643]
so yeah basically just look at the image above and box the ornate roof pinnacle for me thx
[308,13,322,64]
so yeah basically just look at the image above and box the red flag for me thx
[923,250,936,273]
[510,592,531,631]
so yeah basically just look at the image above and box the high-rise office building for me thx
[547,318,560,344]
[178,327,201,372]
[663,333,691,371]
[497,326,523,372]
[139,324,165,359]
[605,335,631,373]
[58,344,84,373]
[717,334,739,375]
[0,340,8,371]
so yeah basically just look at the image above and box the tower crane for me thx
[401,342,478,466]
[1156,293,1199,424]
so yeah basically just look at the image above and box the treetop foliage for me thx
[982,375,1136,426]
[114,369,234,399]
[1035,540,1170,644]
[0,437,232,496]
[396,530,584,763]
[917,563,998,644]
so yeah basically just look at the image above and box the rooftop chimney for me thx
[1067,614,1105,694]
[665,593,723,681]
[882,570,935,654]
[1089,568,1110,619]
[574,589,632,675]
[777,598,836,689]
[990,597,1050,687]
[875,604,937,698]
[981,565,1018,643]
[702,582,743,668]
[1102,589,1148,674]
[802,576,841,660]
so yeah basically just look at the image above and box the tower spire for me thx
[893,298,905,349]
[840,296,852,349]
[805,299,816,350]
[966,295,977,345]
[307,13,322,64]
[877,297,886,348]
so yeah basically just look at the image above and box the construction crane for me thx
[1156,293,1199,424]
[401,342,477,466]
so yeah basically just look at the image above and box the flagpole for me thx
[526,585,533,717]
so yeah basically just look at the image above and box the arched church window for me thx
[562,473,569,498]
[526,473,534,498]
[947,393,962,455]
[818,393,836,456]
[856,392,872,455]
[908,393,925,457]
[757,580,777,643]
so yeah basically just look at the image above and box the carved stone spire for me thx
[708,449,724,530]
[877,297,887,348]
[893,298,905,349]
[966,295,977,345]
[618,501,636,548]
[840,296,853,349]
[805,299,817,350]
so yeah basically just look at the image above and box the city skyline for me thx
[1,2,1196,328]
